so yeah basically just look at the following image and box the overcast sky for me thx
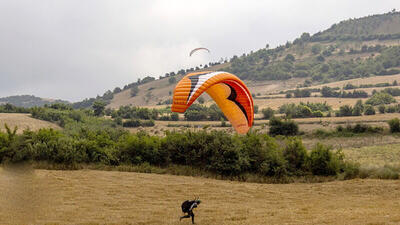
[1,0,399,102]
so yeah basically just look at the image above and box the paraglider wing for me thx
[171,71,254,134]
[189,47,210,56]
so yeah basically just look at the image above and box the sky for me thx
[0,0,399,102]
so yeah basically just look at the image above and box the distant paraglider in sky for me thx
[189,47,210,57]
[171,71,254,134]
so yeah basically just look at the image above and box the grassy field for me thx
[343,143,400,167]
[0,168,399,225]
[255,96,400,110]
[0,113,60,133]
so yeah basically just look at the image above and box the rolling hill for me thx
[103,11,400,109]
[0,95,69,108]
[0,113,61,133]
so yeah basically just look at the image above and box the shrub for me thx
[131,86,139,97]
[308,144,340,176]
[385,105,398,113]
[366,92,396,105]
[268,117,299,136]
[352,100,364,116]
[378,105,386,113]
[168,76,176,84]
[364,105,376,115]
[388,118,400,133]
[338,105,353,117]
[262,107,274,119]
[312,110,323,117]
[283,138,308,175]
[170,112,179,121]
[122,119,155,127]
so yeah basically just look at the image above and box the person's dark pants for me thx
[180,211,195,224]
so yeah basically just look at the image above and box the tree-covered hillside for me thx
[82,11,400,108]
[227,11,400,85]
[0,95,69,108]
[311,10,400,42]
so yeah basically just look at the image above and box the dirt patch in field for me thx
[0,169,399,225]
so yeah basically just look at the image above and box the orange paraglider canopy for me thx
[171,71,254,134]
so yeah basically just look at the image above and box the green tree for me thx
[284,54,295,63]
[262,107,274,119]
[168,76,176,84]
[338,105,353,117]
[170,112,179,121]
[364,105,376,115]
[268,117,299,136]
[311,45,322,55]
[366,92,396,105]
[92,101,106,116]
[131,85,139,97]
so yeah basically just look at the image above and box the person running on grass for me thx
[180,197,201,224]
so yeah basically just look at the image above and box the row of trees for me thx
[343,80,398,90]
[183,104,226,121]
[321,86,369,98]
[278,102,331,118]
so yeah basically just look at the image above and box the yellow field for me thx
[0,168,399,225]
[0,113,60,133]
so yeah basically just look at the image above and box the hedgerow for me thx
[0,124,353,178]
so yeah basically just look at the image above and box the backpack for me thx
[181,200,192,213]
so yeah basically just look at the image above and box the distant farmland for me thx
[0,113,60,133]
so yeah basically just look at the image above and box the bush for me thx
[170,112,179,121]
[338,105,353,117]
[168,76,176,84]
[283,138,308,175]
[378,105,386,113]
[131,86,139,97]
[262,107,274,119]
[366,92,396,105]
[388,118,400,133]
[268,117,299,136]
[312,110,323,117]
[122,119,155,127]
[308,144,340,176]
[364,105,376,115]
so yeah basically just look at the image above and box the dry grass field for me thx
[342,144,400,167]
[1,168,400,225]
[255,96,400,110]
[0,113,60,133]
